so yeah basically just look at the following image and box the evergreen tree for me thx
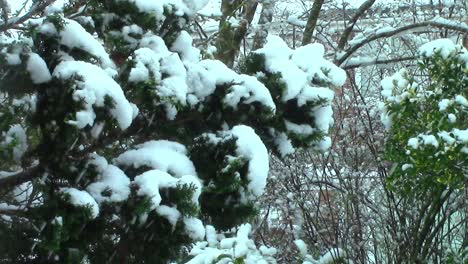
[0,1,345,263]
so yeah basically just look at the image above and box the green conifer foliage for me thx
[0,1,344,263]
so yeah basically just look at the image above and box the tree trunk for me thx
[215,0,258,67]
[302,0,324,45]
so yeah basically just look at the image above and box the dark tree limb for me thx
[0,0,56,33]
[215,0,258,67]
[0,166,42,190]
[302,0,324,45]
[337,0,376,50]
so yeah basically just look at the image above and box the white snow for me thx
[401,164,413,171]
[294,239,308,256]
[52,61,134,129]
[420,134,439,148]
[3,125,28,160]
[297,86,335,107]
[39,17,114,68]
[285,120,314,136]
[274,132,295,157]
[224,75,276,112]
[437,131,456,145]
[438,99,451,111]
[447,113,456,123]
[128,47,163,83]
[156,205,181,226]
[183,217,205,240]
[5,53,21,65]
[197,60,276,112]
[121,0,208,19]
[115,140,197,177]
[26,53,51,84]
[231,125,269,199]
[171,31,201,63]
[455,95,467,107]
[287,15,307,27]
[60,187,99,219]
[381,69,409,102]
[407,137,419,149]
[255,35,345,102]
[133,170,179,210]
[86,154,131,203]
[418,38,457,59]
[187,223,276,264]
[452,128,468,143]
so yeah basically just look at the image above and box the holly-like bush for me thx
[382,38,467,197]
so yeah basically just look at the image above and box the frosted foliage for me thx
[171,31,201,63]
[418,38,458,59]
[133,170,179,210]
[295,240,347,264]
[128,47,164,83]
[183,217,205,241]
[186,223,277,264]
[383,39,467,179]
[200,125,269,201]
[155,205,181,226]
[39,17,114,68]
[115,140,197,177]
[121,0,209,19]
[52,61,134,129]
[86,154,131,203]
[418,38,468,67]
[2,125,28,160]
[128,32,276,116]
[197,60,276,111]
[60,188,99,219]
[232,126,269,198]
[255,35,345,101]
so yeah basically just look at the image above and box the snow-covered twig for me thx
[0,0,55,32]
[336,18,468,64]
[0,166,41,190]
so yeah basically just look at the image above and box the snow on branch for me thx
[341,55,417,69]
[0,0,56,32]
[336,17,468,65]
[337,0,376,50]
[0,166,41,190]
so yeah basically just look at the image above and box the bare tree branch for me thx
[337,0,376,50]
[0,0,55,33]
[341,55,417,69]
[336,19,468,65]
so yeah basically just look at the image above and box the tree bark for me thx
[252,0,275,50]
[302,0,324,45]
[215,0,258,67]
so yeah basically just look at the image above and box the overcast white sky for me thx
[6,0,454,17]
[5,0,402,14]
